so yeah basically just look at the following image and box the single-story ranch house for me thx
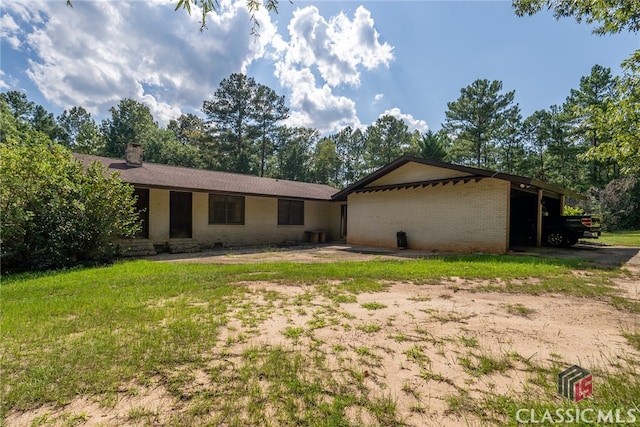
[75,144,584,255]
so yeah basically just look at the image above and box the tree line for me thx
[2,60,638,230]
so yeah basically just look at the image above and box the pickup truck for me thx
[543,215,602,247]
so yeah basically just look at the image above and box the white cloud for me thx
[274,61,360,133]
[0,13,22,49]
[374,93,384,103]
[272,5,393,134]
[283,6,393,88]
[379,107,429,133]
[3,0,276,125]
[0,70,9,90]
[2,1,397,133]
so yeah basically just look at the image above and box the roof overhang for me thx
[351,175,485,195]
[332,156,586,201]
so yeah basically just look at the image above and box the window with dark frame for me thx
[209,195,245,225]
[278,199,304,225]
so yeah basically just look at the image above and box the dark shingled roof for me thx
[74,154,339,201]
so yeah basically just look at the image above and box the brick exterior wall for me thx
[146,188,340,248]
[346,178,510,253]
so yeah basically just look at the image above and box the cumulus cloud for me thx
[379,107,428,133]
[0,70,10,90]
[274,5,394,133]
[0,13,22,49]
[2,1,399,133]
[2,0,276,124]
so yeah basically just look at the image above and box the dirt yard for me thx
[160,244,640,425]
[8,244,640,426]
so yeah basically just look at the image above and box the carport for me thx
[508,179,584,248]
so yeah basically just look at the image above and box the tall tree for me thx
[564,64,618,188]
[202,73,259,174]
[584,57,640,175]
[513,0,639,180]
[31,105,64,143]
[310,137,341,186]
[522,109,554,180]
[1,91,63,141]
[443,79,520,169]
[332,126,367,187]
[253,84,289,177]
[417,129,449,162]
[270,126,315,182]
[144,128,204,168]
[57,106,101,154]
[495,117,524,174]
[1,91,34,126]
[365,115,413,171]
[168,113,208,146]
[101,99,158,158]
[543,105,583,189]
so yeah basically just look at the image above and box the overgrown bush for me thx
[1,105,140,272]
[598,176,640,231]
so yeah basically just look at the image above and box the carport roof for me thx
[74,154,339,201]
[332,156,586,201]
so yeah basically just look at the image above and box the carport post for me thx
[536,188,543,247]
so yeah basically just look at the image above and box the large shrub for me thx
[1,107,140,272]
[598,176,640,231]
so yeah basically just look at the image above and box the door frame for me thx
[170,191,192,239]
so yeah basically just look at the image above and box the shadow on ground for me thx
[148,242,640,270]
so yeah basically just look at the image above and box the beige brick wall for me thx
[369,162,471,187]
[347,178,510,253]
[146,188,339,247]
[148,188,169,242]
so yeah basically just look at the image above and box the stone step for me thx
[167,239,201,254]
[116,239,157,257]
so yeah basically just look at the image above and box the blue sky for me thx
[1,0,637,135]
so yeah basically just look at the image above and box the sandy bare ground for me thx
[152,242,640,269]
[7,244,640,426]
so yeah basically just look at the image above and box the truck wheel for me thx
[546,232,567,248]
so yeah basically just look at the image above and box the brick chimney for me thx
[125,143,143,167]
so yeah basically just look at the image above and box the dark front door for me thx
[340,204,348,239]
[170,191,192,238]
[134,188,150,239]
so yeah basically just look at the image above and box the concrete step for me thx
[167,239,201,254]
[116,239,157,257]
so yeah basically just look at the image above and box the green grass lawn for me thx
[2,255,638,426]
[597,229,640,247]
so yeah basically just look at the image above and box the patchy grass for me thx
[458,336,479,348]
[457,358,640,426]
[2,254,638,425]
[458,351,513,377]
[355,322,381,333]
[598,230,640,247]
[503,303,536,318]
[281,326,305,342]
[360,301,387,310]
[622,330,640,351]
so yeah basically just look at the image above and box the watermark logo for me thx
[558,365,592,402]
